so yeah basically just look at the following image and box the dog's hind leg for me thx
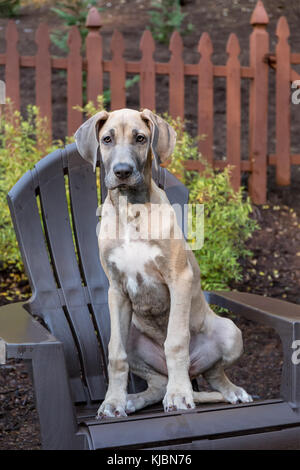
[203,362,252,404]
[126,357,226,413]
[126,378,226,412]
[126,357,168,414]
[191,312,252,405]
[192,390,225,403]
[126,375,167,414]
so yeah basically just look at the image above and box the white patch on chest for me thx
[108,241,162,294]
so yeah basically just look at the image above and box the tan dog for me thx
[75,108,252,418]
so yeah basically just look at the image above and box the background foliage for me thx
[50,0,103,53]
[0,0,20,17]
[0,101,62,269]
[148,0,194,44]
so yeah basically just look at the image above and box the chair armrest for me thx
[206,290,300,328]
[205,291,300,412]
[0,302,83,449]
[0,302,58,363]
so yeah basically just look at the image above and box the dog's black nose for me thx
[113,163,134,180]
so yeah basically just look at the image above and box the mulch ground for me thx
[0,0,300,450]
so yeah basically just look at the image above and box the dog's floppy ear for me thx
[74,110,109,171]
[141,109,176,171]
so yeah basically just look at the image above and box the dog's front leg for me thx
[163,268,195,412]
[97,286,132,418]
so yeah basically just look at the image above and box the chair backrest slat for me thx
[66,146,110,366]
[34,148,107,401]
[7,167,87,402]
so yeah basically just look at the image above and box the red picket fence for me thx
[0,0,299,204]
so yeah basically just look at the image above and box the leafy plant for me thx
[0,97,104,271]
[0,0,20,17]
[0,100,60,270]
[73,93,105,118]
[161,113,204,176]
[50,0,104,53]
[190,166,258,291]
[20,0,52,7]
[148,0,194,44]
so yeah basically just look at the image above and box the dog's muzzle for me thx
[113,163,134,180]
[104,145,148,190]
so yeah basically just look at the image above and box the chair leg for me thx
[31,342,84,449]
[279,322,300,411]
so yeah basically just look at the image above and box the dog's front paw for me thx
[163,387,195,412]
[96,398,127,419]
[222,385,253,405]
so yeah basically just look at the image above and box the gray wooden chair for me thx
[1,143,300,450]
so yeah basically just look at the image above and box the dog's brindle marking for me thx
[74,108,252,418]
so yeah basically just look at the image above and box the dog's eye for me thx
[103,135,112,144]
[136,134,146,143]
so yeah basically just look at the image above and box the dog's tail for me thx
[193,391,225,403]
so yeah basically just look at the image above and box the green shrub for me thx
[73,94,106,118]
[50,0,104,53]
[148,0,193,44]
[0,0,20,17]
[189,166,257,290]
[0,101,59,270]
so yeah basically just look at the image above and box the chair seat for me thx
[76,398,300,450]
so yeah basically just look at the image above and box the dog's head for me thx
[74,108,176,190]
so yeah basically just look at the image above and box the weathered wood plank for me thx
[86,8,103,105]
[248,0,269,204]
[226,33,241,191]
[197,32,214,165]
[35,23,52,141]
[275,16,291,186]
[269,154,300,165]
[110,30,126,110]
[67,26,82,136]
[169,31,184,120]
[5,21,20,110]
[140,30,156,110]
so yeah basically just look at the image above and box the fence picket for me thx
[140,30,155,111]
[197,32,214,165]
[248,0,269,204]
[110,30,126,110]
[86,7,103,106]
[67,26,82,136]
[35,23,52,141]
[5,20,20,111]
[226,33,241,191]
[169,31,184,120]
[275,16,291,186]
